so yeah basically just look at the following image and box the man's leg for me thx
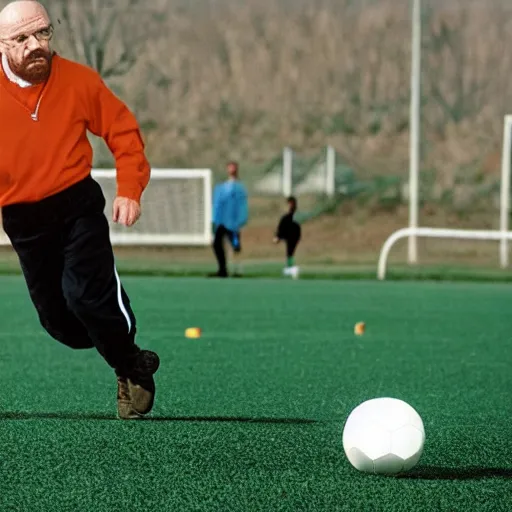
[285,225,301,278]
[2,209,94,351]
[227,230,243,277]
[212,225,228,277]
[62,210,138,370]
[286,239,300,265]
[62,208,159,418]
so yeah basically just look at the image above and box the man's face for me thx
[3,24,53,84]
[227,163,238,178]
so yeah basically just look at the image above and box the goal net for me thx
[0,168,213,246]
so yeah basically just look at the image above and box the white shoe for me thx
[283,267,290,276]
[289,266,300,279]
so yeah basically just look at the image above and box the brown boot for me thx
[117,376,142,420]
[117,350,160,419]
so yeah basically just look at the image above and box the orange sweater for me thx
[0,53,150,207]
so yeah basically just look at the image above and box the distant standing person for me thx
[274,196,301,279]
[211,161,248,277]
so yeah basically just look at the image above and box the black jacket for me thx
[275,213,301,240]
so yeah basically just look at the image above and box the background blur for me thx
[2,0,512,278]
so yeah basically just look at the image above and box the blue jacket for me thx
[212,180,248,233]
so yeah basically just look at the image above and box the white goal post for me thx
[0,168,213,246]
[377,115,512,279]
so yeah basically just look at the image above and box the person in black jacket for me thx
[273,196,301,278]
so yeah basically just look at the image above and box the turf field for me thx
[0,275,511,511]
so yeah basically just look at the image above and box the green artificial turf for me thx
[0,276,511,511]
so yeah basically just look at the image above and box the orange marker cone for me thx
[185,327,202,339]
[354,322,365,335]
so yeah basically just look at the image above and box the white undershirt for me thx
[2,53,32,88]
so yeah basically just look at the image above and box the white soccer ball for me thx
[342,397,425,475]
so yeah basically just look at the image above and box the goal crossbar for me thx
[91,169,211,180]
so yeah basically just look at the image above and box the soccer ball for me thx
[342,397,425,475]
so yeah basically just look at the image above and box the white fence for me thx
[255,146,337,197]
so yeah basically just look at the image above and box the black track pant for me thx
[286,236,300,258]
[213,225,241,275]
[1,176,139,373]
[285,224,301,257]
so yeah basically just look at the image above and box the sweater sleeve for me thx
[86,74,150,203]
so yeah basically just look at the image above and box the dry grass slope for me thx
[1,0,510,271]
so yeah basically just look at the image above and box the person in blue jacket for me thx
[210,161,249,277]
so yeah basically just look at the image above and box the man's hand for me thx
[113,197,141,227]
[273,237,280,244]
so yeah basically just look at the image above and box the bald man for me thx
[0,1,160,420]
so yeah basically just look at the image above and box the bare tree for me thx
[47,0,165,79]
